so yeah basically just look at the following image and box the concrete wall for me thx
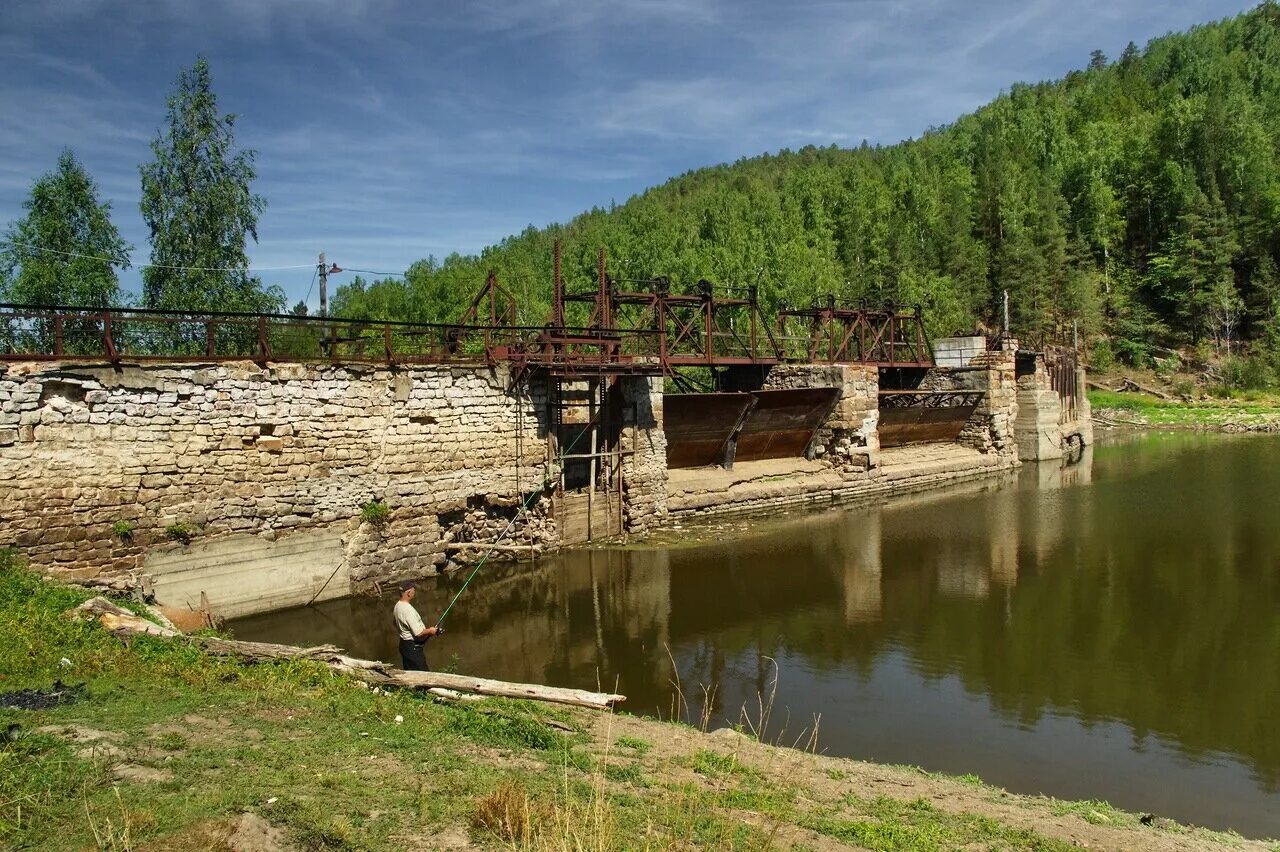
[932,336,988,368]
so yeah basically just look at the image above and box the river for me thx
[229,432,1280,837]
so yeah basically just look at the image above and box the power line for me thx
[341,267,406,278]
[302,264,319,305]
[0,239,314,273]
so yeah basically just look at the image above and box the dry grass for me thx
[472,780,543,845]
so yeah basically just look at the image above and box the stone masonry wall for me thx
[919,351,1018,461]
[0,360,558,597]
[618,374,668,532]
[762,364,879,471]
[1015,359,1094,460]
[957,347,1018,460]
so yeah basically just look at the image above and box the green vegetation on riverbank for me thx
[1,552,1270,850]
[1088,387,1280,427]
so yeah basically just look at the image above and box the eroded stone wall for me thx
[918,350,1018,461]
[0,360,558,604]
[619,374,668,531]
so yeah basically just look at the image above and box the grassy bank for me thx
[1088,387,1280,429]
[1,552,1272,851]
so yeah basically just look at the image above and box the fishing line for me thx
[434,390,607,627]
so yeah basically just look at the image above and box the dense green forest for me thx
[335,3,1280,371]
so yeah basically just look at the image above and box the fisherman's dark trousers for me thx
[399,639,429,671]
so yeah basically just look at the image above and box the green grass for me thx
[1089,388,1280,425]
[1,550,1258,851]
[686,747,761,780]
[1050,797,1134,827]
[805,794,1076,852]
[615,734,652,754]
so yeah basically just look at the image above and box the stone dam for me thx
[0,339,1089,618]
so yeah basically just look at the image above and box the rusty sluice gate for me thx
[877,390,984,448]
[664,388,840,469]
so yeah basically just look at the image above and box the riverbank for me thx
[1089,388,1280,431]
[3,555,1271,851]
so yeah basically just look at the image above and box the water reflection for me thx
[232,435,1280,836]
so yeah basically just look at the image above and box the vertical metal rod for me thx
[704,294,713,365]
[553,239,564,329]
[484,270,496,357]
[587,379,599,541]
[257,315,270,361]
[597,248,608,330]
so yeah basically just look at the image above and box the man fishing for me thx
[393,580,442,671]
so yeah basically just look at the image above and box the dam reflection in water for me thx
[231,433,1280,837]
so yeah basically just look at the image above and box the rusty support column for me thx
[102,311,117,362]
[257,315,272,362]
[484,270,496,358]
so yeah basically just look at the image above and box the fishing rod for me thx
[434,396,608,628]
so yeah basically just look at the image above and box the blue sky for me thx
[0,0,1257,310]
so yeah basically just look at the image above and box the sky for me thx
[0,0,1259,310]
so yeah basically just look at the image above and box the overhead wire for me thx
[302,264,319,305]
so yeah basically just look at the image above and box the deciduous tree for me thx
[0,150,130,307]
[139,57,282,315]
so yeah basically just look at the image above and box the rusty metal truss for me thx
[777,295,932,367]
[0,243,936,373]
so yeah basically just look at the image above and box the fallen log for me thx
[1119,377,1172,400]
[71,598,624,710]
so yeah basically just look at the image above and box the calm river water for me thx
[230,432,1280,837]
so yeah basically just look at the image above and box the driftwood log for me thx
[71,598,625,710]
[1119,377,1172,399]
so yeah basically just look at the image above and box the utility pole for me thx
[318,252,328,318]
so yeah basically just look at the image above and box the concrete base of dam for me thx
[667,444,1014,520]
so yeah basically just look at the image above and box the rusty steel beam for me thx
[1,256,938,372]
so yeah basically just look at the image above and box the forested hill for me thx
[334,3,1280,365]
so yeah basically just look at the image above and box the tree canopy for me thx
[334,2,1280,365]
[0,150,130,308]
[139,57,283,314]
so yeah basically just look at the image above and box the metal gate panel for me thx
[664,393,753,468]
[734,388,840,462]
[877,391,982,447]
